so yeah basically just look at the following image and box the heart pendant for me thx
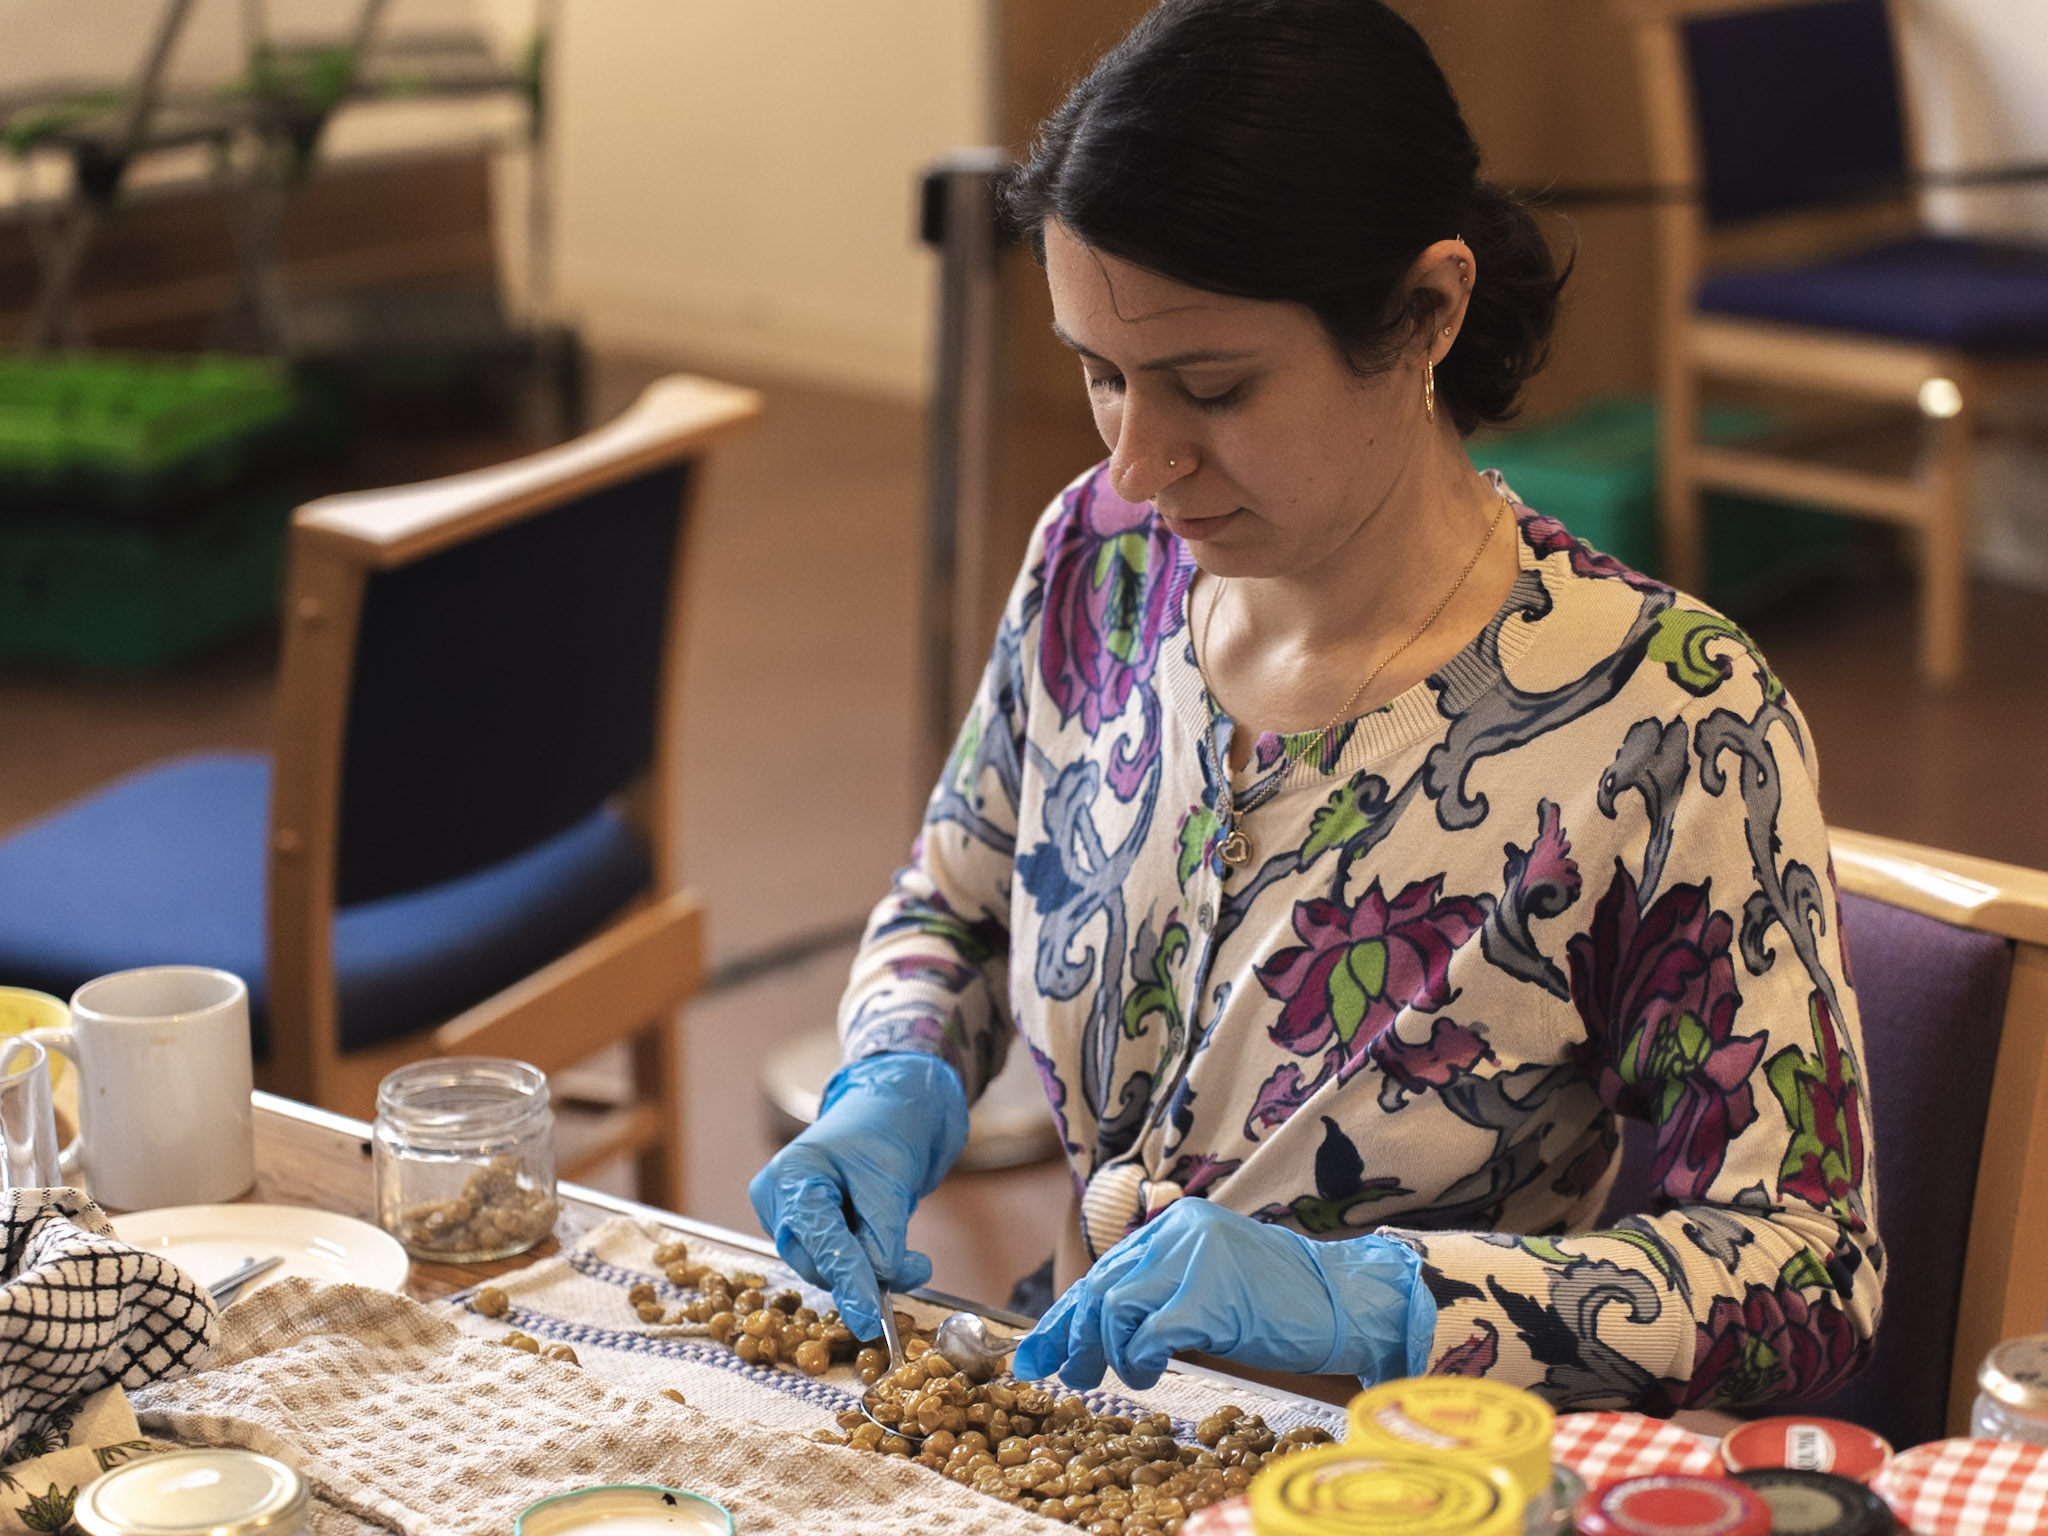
[1219,828,1252,868]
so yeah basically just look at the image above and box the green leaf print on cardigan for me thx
[839,462,1880,1412]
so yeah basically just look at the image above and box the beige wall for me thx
[551,1,992,398]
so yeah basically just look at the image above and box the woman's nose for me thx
[1108,411,1191,504]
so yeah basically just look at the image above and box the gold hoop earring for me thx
[1424,358,1437,424]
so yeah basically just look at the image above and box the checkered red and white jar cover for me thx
[1873,1437,2048,1535]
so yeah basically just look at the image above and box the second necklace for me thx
[1196,484,1510,871]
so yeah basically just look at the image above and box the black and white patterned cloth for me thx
[0,1189,217,1459]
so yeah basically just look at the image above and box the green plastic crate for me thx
[1470,396,1851,609]
[0,352,301,524]
[0,481,293,670]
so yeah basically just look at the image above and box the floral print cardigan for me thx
[841,463,1880,1412]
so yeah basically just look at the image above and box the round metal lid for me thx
[76,1449,308,1536]
[1977,1332,2048,1415]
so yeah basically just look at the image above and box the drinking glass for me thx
[0,1037,61,1189]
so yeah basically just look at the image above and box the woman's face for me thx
[1044,219,1432,581]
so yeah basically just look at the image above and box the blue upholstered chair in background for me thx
[1600,829,2048,1449]
[1616,0,2048,684]
[0,376,761,1206]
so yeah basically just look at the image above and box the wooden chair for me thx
[1615,0,2048,685]
[1602,828,2048,1444]
[0,376,760,1207]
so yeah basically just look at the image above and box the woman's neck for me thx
[1199,444,1518,765]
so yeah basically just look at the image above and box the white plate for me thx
[112,1203,409,1298]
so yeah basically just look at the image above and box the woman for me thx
[752,0,1878,1413]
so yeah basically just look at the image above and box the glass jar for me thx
[76,1449,308,1536]
[374,1057,559,1262]
[1970,1332,2048,1446]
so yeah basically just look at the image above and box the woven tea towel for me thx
[0,1188,216,1460]
[131,1278,1065,1536]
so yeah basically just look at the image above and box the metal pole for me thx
[916,148,1008,806]
[23,0,201,348]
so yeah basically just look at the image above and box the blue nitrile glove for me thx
[1012,1196,1435,1391]
[747,1051,969,1342]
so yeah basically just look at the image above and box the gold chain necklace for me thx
[1196,484,1510,871]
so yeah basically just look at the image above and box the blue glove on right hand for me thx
[747,1051,969,1341]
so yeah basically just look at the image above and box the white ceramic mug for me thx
[28,966,256,1209]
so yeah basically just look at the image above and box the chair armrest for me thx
[294,375,763,568]
[1830,828,2048,947]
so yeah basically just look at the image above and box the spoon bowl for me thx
[935,1310,1016,1382]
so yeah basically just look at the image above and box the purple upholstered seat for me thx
[1599,891,2014,1449]
[1698,237,2048,352]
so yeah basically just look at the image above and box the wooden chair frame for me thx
[1615,0,2048,686]
[1830,827,2048,1435]
[257,375,762,1208]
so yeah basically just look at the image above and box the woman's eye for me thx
[1084,372,1125,396]
[1186,383,1244,410]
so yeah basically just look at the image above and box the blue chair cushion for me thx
[1697,235,2048,351]
[0,752,650,1053]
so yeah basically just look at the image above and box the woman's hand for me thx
[746,1052,969,1341]
[1013,1197,1435,1390]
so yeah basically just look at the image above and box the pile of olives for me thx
[823,1349,1332,1532]
[623,1238,863,1377]
[597,1241,1336,1535]
[395,1157,557,1257]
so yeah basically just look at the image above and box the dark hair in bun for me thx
[1002,0,1568,435]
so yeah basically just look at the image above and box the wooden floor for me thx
[4,350,2046,1311]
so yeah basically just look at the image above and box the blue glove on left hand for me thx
[1012,1197,1436,1391]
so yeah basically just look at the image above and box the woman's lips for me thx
[1160,508,1240,541]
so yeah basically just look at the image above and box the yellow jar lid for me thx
[1346,1377,1555,1504]
[1249,1448,1522,1536]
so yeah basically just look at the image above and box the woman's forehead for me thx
[1045,221,1284,357]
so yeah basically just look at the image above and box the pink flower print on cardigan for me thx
[1568,863,1765,1201]
[1255,876,1489,1087]
[1766,989,1869,1236]
[1660,1277,1864,1410]
[1036,475,1188,799]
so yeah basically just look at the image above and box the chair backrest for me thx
[1682,0,1907,226]
[1614,0,1925,325]
[263,375,761,1099]
[335,461,687,904]
[1599,829,2048,1444]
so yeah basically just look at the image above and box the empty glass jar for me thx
[374,1057,559,1263]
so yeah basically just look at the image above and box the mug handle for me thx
[22,1027,82,1184]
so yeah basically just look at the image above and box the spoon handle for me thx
[876,1286,905,1372]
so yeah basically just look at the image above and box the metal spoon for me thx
[858,1288,921,1443]
[857,1293,1021,1443]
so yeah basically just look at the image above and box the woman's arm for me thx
[1382,656,1882,1413]
[835,504,1057,1102]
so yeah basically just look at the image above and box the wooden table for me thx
[246,1089,784,1305]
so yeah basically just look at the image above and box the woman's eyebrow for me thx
[1050,322,1257,371]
